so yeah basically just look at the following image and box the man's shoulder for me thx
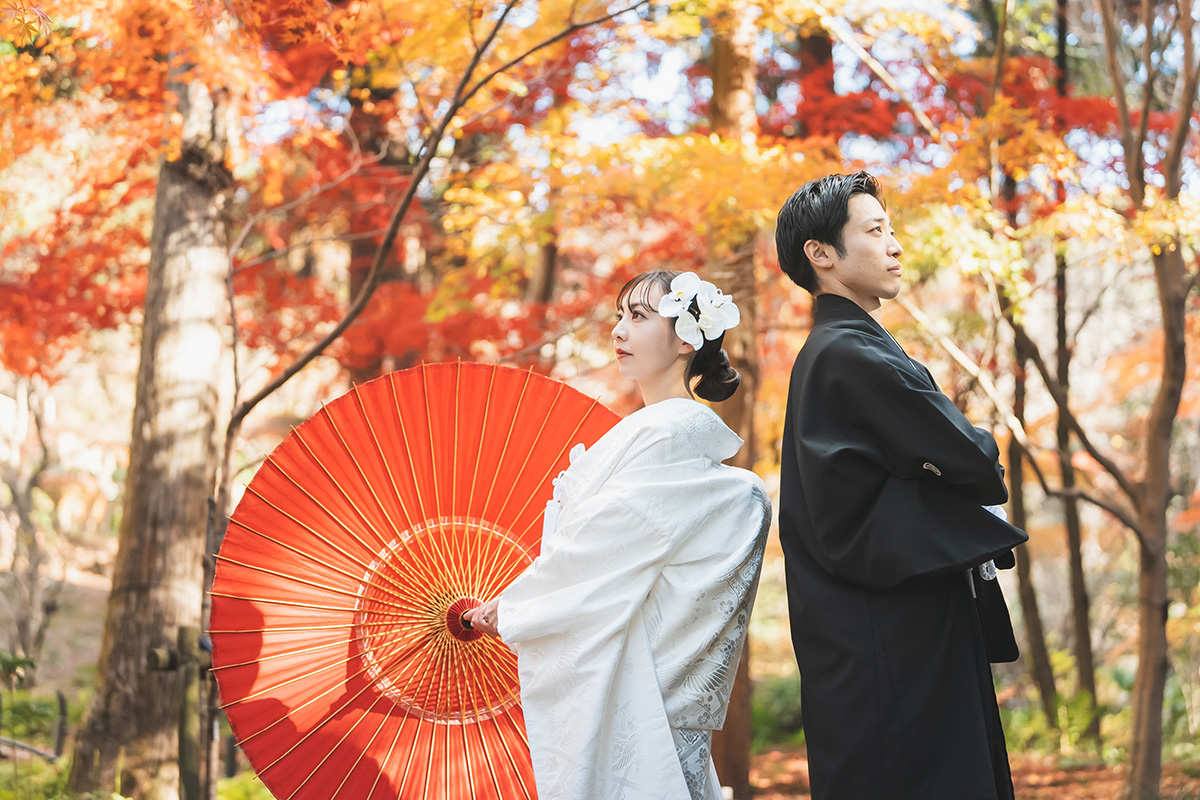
[797,317,896,372]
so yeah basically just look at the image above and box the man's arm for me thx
[830,335,1008,505]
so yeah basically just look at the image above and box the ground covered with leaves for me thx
[749,747,1200,799]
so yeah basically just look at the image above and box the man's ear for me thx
[803,238,832,268]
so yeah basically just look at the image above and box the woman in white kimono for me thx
[465,270,771,800]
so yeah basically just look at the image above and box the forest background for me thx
[1,0,1199,798]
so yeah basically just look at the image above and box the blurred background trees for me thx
[1,0,1198,798]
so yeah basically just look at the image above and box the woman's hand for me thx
[464,598,500,638]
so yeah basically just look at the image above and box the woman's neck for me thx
[637,371,692,407]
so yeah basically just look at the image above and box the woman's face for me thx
[611,283,691,383]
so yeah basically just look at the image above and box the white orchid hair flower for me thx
[655,271,740,348]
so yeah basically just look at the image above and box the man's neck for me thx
[816,289,883,318]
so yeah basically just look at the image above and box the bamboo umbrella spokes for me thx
[211,363,620,800]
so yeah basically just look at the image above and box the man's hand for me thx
[464,597,501,638]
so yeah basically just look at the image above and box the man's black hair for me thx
[775,171,883,294]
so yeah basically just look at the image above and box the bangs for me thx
[616,270,678,313]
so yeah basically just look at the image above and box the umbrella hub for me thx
[446,597,484,642]
[349,516,531,724]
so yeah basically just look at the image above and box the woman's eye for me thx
[632,311,643,319]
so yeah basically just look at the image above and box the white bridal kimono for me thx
[498,398,771,800]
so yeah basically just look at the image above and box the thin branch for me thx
[1070,258,1135,341]
[1164,0,1198,198]
[1097,0,1144,203]
[807,1,941,141]
[897,296,1148,540]
[467,0,479,50]
[987,0,1014,108]
[229,0,524,431]
[225,126,378,404]
[1012,434,1147,544]
[399,63,436,130]
[893,296,1033,449]
[25,381,51,492]
[496,309,610,364]
[1007,313,1142,507]
[1134,0,1154,176]
[460,0,650,111]
[0,736,58,762]
[231,228,392,276]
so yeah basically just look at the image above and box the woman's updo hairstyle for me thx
[615,270,742,403]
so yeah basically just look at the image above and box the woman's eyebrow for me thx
[627,302,651,314]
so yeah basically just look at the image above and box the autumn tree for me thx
[64,3,239,791]
[1095,0,1199,794]
[5,0,654,795]
[888,0,1197,791]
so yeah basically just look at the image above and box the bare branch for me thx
[807,3,941,142]
[0,736,58,762]
[987,0,1014,108]
[893,295,1034,449]
[25,381,51,491]
[1070,258,1135,341]
[1134,0,1154,177]
[228,0,546,431]
[1098,0,1145,203]
[1006,312,1142,507]
[399,63,436,130]
[903,289,1149,541]
[1012,434,1147,544]
[231,228,393,276]
[1164,0,1199,198]
[461,1,650,110]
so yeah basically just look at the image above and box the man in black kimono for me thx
[774,171,1028,800]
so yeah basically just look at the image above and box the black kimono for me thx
[779,293,1029,800]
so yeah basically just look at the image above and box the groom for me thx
[774,171,1028,800]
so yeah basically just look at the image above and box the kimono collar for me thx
[814,294,906,356]
[647,398,744,463]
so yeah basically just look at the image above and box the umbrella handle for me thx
[461,614,474,630]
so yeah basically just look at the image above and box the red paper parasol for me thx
[210,362,619,800]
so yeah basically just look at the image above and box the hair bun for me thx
[693,347,740,403]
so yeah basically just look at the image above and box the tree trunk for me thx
[68,76,230,800]
[528,238,558,306]
[1,380,56,686]
[1125,244,1188,800]
[1009,354,1058,730]
[1050,0,1101,751]
[1055,249,1101,749]
[795,32,833,139]
[708,5,758,797]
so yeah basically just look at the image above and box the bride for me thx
[466,270,770,800]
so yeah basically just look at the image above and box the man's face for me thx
[815,193,904,312]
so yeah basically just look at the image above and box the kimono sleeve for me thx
[830,337,1008,506]
[497,488,676,650]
